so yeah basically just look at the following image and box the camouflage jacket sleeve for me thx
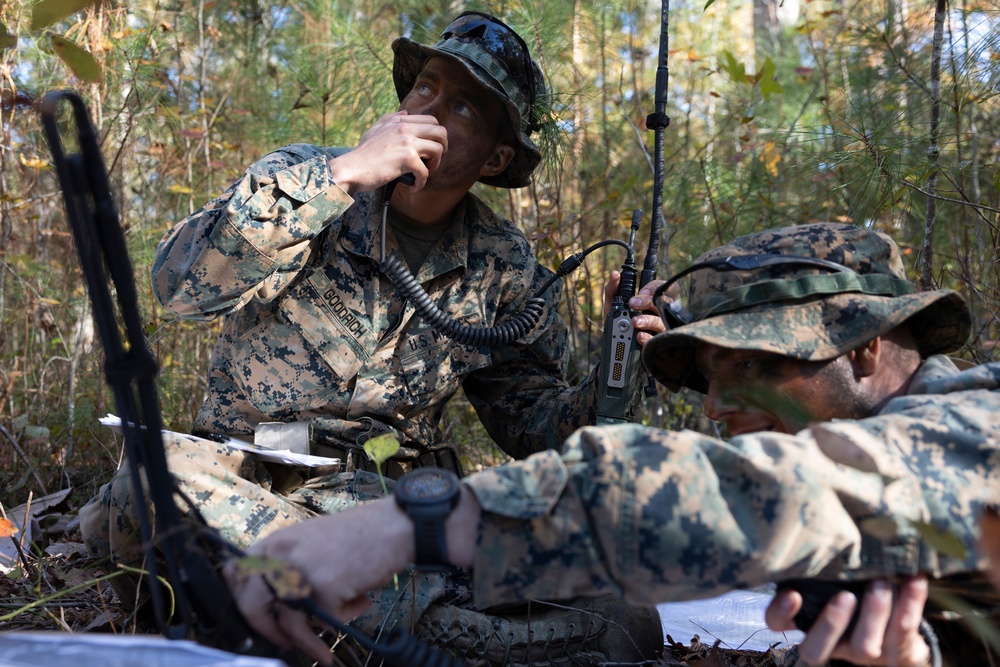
[151,144,354,319]
[463,360,1000,608]
[460,270,602,459]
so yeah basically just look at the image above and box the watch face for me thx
[399,468,460,506]
[405,470,453,499]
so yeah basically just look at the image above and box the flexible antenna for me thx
[641,0,670,288]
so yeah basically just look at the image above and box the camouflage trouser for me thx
[77,432,460,635]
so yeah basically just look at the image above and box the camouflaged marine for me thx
[456,223,999,666]
[80,11,663,667]
[150,141,592,463]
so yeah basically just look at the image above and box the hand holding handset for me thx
[777,579,871,634]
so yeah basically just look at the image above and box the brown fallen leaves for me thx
[662,634,787,666]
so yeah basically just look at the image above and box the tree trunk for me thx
[920,0,947,291]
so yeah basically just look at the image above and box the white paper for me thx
[100,414,341,468]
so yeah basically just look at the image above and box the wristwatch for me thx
[394,467,461,570]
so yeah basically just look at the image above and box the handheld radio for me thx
[596,1,671,425]
[596,211,646,424]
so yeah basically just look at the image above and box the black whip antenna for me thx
[641,0,670,289]
[39,89,464,667]
[40,88,269,656]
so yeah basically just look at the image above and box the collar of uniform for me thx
[904,354,962,396]
[412,195,472,283]
[906,354,1000,397]
[336,191,472,282]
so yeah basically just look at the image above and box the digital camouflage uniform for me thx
[81,12,666,666]
[78,139,663,662]
[78,139,612,617]
[459,224,1000,666]
[152,142,596,457]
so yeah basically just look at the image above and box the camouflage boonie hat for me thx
[642,223,972,393]
[391,11,545,189]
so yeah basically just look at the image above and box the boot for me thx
[414,595,664,666]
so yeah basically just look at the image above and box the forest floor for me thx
[0,449,791,666]
[0,524,790,667]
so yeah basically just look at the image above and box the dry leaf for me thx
[760,140,781,178]
[20,154,51,170]
[233,555,312,602]
[0,518,19,538]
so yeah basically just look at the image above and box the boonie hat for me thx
[642,223,972,393]
[391,11,545,188]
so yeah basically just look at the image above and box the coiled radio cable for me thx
[379,176,627,347]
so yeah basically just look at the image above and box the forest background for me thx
[0,0,998,656]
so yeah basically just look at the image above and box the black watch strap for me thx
[394,468,461,571]
[410,507,450,570]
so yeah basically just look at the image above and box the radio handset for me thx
[393,172,416,188]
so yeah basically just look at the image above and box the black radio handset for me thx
[596,210,645,425]
[394,172,417,188]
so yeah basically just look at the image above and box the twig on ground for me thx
[0,424,48,495]
[20,492,32,550]
[0,501,37,580]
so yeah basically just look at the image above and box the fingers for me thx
[369,112,448,185]
[843,579,893,659]
[879,576,932,667]
[782,578,931,667]
[330,111,448,193]
[632,313,666,346]
[223,558,337,667]
[827,578,933,666]
[272,602,336,666]
[223,560,290,648]
[765,587,803,632]
[629,279,668,345]
[628,279,666,313]
[796,590,859,665]
[599,272,666,344]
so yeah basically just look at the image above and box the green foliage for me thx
[753,57,783,100]
[49,34,101,82]
[718,50,747,83]
[30,0,101,31]
[363,432,401,495]
[912,519,969,560]
[0,21,16,49]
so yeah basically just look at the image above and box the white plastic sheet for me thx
[657,588,805,652]
[0,633,289,667]
[0,595,803,664]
